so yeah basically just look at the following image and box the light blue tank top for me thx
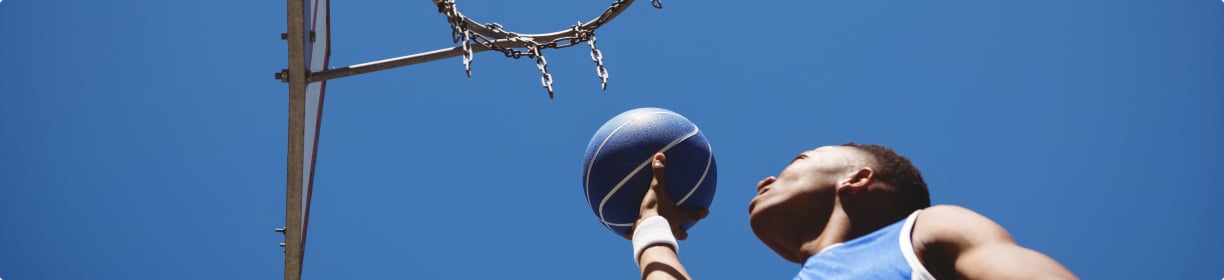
[794,210,935,280]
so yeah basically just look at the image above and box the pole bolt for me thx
[275,69,289,82]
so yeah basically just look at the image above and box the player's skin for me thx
[629,148,1077,280]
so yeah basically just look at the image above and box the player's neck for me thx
[798,206,852,260]
[798,202,906,260]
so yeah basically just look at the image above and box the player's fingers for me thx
[640,187,658,210]
[673,227,689,240]
[639,182,661,218]
[650,153,667,193]
[684,208,710,222]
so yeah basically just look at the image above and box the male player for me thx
[626,143,1077,279]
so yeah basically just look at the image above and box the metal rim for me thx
[449,0,639,48]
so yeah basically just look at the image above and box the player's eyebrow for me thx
[792,153,808,163]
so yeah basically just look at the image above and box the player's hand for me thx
[624,153,710,240]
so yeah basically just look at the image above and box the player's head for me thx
[747,143,928,262]
[838,142,930,212]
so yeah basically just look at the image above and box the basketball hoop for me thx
[433,0,662,97]
[302,0,662,99]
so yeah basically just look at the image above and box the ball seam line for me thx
[673,135,713,206]
[584,110,662,216]
[597,123,700,228]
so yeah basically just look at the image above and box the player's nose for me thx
[756,176,776,193]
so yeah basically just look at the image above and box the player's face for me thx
[749,146,861,217]
[749,146,866,259]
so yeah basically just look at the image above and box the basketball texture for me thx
[582,107,717,236]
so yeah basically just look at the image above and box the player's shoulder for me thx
[918,204,987,222]
[913,205,1013,247]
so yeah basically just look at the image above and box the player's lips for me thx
[749,187,769,212]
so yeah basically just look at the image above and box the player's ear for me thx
[839,167,874,195]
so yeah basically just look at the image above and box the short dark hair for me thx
[840,143,931,211]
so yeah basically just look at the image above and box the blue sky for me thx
[1,0,1222,279]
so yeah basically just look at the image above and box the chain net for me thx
[434,0,662,98]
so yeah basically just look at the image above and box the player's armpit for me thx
[956,243,1077,280]
[913,205,1077,280]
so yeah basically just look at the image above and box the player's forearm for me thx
[638,245,691,280]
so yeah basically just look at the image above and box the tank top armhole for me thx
[899,210,937,280]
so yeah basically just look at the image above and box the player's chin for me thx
[747,197,771,219]
[748,197,762,215]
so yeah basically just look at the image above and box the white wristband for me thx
[631,216,678,264]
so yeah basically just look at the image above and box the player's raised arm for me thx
[914,205,1077,280]
[628,153,710,280]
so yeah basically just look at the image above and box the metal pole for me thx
[285,0,306,279]
[309,44,491,83]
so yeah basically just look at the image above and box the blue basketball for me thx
[582,107,717,237]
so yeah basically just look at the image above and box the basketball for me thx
[582,107,717,236]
